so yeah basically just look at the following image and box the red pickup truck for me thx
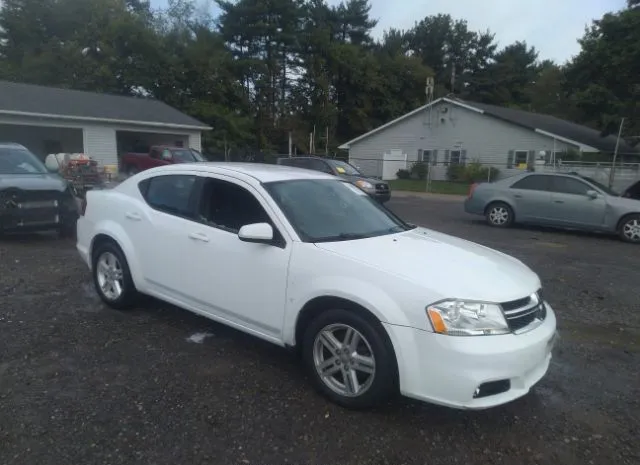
[121,146,206,175]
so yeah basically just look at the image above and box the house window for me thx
[418,149,432,164]
[450,150,462,165]
[514,150,529,168]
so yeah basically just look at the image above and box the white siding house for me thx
[339,98,636,181]
[0,80,211,174]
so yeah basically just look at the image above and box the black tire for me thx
[302,308,398,410]
[485,201,514,228]
[92,240,138,310]
[617,214,640,243]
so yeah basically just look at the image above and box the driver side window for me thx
[161,149,173,161]
[197,178,272,234]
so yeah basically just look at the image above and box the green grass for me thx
[389,179,470,196]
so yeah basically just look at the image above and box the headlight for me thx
[426,299,510,336]
[354,180,374,190]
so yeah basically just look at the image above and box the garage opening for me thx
[0,124,83,161]
[116,130,190,155]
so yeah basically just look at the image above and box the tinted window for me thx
[578,175,618,196]
[328,160,361,175]
[141,175,196,217]
[0,146,48,174]
[551,177,591,195]
[264,179,413,242]
[511,175,551,191]
[198,178,272,233]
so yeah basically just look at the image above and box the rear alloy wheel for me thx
[618,214,640,243]
[486,202,514,228]
[92,241,138,309]
[302,309,397,409]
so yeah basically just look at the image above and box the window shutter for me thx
[445,149,450,165]
[461,150,467,165]
[507,150,515,169]
[432,149,438,166]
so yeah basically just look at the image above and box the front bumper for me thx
[383,304,557,409]
[0,199,78,233]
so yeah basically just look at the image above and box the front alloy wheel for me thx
[96,252,125,301]
[302,309,397,409]
[313,324,376,398]
[619,215,640,243]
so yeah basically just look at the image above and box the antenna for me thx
[425,76,435,127]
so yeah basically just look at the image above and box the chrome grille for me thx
[501,290,546,333]
[375,183,389,191]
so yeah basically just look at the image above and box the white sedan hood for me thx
[314,227,541,303]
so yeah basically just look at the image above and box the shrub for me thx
[410,162,428,180]
[396,168,411,179]
[446,162,501,183]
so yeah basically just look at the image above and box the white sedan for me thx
[76,162,557,410]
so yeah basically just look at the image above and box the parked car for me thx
[77,162,557,410]
[0,142,78,237]
[121,146,205,176]
[621,179,640,201]
[276,156,391,203]
[464,172,640,243]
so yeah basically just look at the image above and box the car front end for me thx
[0,184,78,235]
[352,178,391,203]
[383,289,557,409]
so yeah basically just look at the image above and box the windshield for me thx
[0,146,48,174]
[264,179,414,242]
[579,175,618,196]
[189,149,206,162]
[172,149,202,162]
[329,160,361,176]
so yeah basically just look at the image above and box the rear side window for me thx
[550,177,591,195]
[510,175,552,191]
[139,175,197,218]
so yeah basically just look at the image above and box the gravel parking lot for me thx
[1,194,639,465]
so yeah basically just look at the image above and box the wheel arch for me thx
[616,212,640,232]
[293,295,400,389]
[89,222,144,288]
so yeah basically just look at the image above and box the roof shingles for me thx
[0,80,209,129]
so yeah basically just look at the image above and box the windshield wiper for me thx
[314,232,372,243]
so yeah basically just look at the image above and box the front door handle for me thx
[188,232,210,243]
[554,200,564,204]
[125,212,142,221]
[514,194,523,198]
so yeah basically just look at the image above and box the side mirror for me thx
[238,222,274,244]
[586,190,598,199]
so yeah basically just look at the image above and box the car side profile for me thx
[464,172,640,243]
[77,163,557,410]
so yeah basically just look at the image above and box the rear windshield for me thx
[0,146,48,174]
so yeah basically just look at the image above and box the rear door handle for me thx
[554,200,564,204]
[125,212,142,221]
[514,194,523,198]
[188,232,210,243]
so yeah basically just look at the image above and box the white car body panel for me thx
[77,162,557,409]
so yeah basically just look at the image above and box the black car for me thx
[622,179,640,201]
[276,156,391,203]
[0,143,78,236]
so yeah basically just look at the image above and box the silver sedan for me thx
[464,172,640,243]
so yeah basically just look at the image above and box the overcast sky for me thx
[152,0,627,64]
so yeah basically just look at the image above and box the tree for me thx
[565,4,640,141]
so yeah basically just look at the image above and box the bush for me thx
[396,168,411,179]
[446,162,500,183]
[410,162,428,180]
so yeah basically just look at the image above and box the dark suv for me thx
[276,156,391,203]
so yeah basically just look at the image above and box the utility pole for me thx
[609,117,625,188]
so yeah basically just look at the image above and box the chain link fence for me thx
[347,153,640,194]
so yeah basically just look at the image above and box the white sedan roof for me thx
[150,162,335,183]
